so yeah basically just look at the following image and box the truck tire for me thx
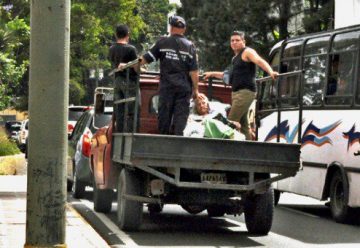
[330,170,351,223]
[93,180,113,213]
[207,206,225,217]
[72,170,86,199]
[117,168,143,231]
[244,188,274,235]
[181,205,205,215]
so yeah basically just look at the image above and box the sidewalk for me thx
[0,175,110,248]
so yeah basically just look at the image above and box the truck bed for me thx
[112,133,300,191]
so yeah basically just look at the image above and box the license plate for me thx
[201,173,227,184]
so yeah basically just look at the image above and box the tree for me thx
[178,0,276,70]
[0,2,30,110]
[178,0,332,71]
[303,0,334,33]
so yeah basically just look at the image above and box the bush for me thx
[0,130,20,156]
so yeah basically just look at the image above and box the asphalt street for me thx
[69,191,360,248]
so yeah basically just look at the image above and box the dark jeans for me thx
[158,87,191,136]
[114,77,140,133]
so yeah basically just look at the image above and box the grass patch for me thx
[0,157,16,175]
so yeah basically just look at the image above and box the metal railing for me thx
[109,58,142,134]
[255,70,303,143]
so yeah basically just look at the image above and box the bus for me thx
[256,24,360,223]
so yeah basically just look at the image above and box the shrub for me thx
[0,130,21,156]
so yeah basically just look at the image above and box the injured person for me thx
[183,93,245,140]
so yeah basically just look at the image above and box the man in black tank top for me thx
[204,31,278,140]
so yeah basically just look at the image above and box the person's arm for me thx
[190,70,199,99]
[203,71,224,80]
[244,48,278,80]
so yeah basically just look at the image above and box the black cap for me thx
[169,15,186,28]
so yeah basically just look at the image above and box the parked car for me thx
[67,107,112,198]
[17,119,29,153]
[4,121,22,141]
[68,105,92,136]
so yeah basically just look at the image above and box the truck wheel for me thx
[72,170,86,199]
[181,205,205,215]
[207,206,225,217]
[93,180,113,213]
[330,170,350,223]
[274,189,281,206]
[117,168,143,231]
[244,188,274,235]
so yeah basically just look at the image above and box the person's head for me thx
[195,93,210,115]
[230,30,246,53]
[115,24,129,40]
[169,15,186,35]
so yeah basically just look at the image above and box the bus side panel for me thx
[258,110,360,205]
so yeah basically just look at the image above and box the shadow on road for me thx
[271,203,360,245]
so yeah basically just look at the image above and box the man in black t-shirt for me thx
[108,24,139,132]
[120,16,200,136]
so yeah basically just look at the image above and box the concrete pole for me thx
[25,1,70,247]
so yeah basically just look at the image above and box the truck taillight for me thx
[82,134,91,157]
[68,124,74,134]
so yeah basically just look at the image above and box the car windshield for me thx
[68,108,86,121]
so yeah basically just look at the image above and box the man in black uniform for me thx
[108,24,139,132]
[126,15,199,135]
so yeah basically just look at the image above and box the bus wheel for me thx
[117,168,143,231]
[244,188,274,235]
[330,170,350,223]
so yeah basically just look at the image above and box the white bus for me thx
[256,24,360,223]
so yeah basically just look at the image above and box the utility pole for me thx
[25,1,70,247]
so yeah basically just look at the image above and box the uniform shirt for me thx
[230,47,256,92]
[143,34,198,89]
[108,43,138,81]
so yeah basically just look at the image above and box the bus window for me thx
[332,31,360,52]
[278,74,299,107]
[304,36,329,55]
[326,32,359,105]
[258,82,276,110]
[302,37,328,106]
[270,49,280,71]
[357,59,360,104]
[281,40,303,73]
[283,40,302,58]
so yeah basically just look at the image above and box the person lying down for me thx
[183,93,245,140]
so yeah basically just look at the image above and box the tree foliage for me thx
[0,1,30,110]
[0,0,334,110]
[178,0,333,71]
